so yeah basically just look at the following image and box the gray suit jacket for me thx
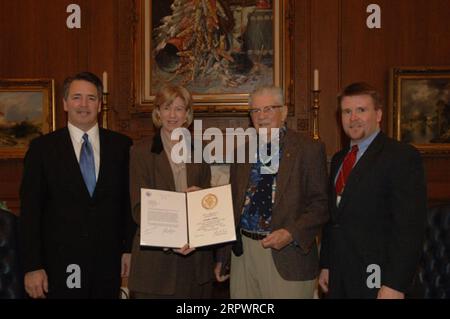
[229,129,329,280]
[128,133,213,295]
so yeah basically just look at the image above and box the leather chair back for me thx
[0,209,24,299]
[418,204,450,298]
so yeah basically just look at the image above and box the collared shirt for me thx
[68,122,100,181]
[334,129,380,190]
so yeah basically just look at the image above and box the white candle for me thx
[313,69,319,91]
[102,71,108,93]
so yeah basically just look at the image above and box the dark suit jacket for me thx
[128,133,214,295]
[229,129,329,281]
[320,132,427,298]
[19,127,133,298]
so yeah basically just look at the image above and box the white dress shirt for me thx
[67,122,100,181]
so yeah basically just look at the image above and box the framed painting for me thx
[389,67,450,155]
[0,79,55,158]
[132,0,292,115]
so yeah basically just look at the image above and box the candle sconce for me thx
[311,90,320,140]
[102,92,109,129]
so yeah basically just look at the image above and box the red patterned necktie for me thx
[335,145,358,195]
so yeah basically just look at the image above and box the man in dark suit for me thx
[227,86,329,298]
[319,82,427,298]
[19,72,134,298]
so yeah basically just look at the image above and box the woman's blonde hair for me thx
[152,85,194,128]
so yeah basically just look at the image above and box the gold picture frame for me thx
[132,0,291,115]
[0,79,55,158]
[389,67,450,156]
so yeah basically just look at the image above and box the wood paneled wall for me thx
[0,0,117,213]
[1,0,449,214]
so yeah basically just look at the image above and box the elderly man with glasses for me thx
[222,85,329,298]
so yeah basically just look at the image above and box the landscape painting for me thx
[0,79,54,158]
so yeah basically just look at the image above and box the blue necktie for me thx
[80,133,96,197]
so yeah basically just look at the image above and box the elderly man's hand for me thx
[261,228,293,250]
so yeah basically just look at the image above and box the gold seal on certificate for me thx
[202,194,218,210]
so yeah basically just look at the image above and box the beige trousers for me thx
[230,235,316,299]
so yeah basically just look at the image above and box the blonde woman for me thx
[128,85,225,298]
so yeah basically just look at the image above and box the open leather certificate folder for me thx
[140,184,236,248]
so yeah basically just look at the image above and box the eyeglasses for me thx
[249,105,284,115]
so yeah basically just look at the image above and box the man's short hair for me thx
[337,82,382,110]
[249,86,284,107]
[63,72,103,100]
